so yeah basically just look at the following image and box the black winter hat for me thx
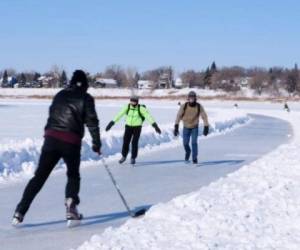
[130,95,139,103]
[70,70,89,90]
[188,91,197,98]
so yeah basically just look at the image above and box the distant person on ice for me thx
[174,91,209,164]
[13,70,101,225]
[105,96,161,165]
[284,102,290,112]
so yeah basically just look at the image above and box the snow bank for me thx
[0,87,292,99]
[76,111,300,250]
[0,109,249,187]
[0,88,227,98]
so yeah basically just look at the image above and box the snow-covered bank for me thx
[0,87,296,101]
[0,88,226,98]
[76,110,300,250]
[0,109,249,187]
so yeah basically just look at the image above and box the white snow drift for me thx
[76,110,300,250]
[0,109,249,187]
[0,88,226,98]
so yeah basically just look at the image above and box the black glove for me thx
[174,124,179,136]
[92,139,102,154]
[152,123,161,134]
[203,126,209,136]
[105,121,115,131]
[92,143,101,154]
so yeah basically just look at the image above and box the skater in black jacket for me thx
[12,70,101,226]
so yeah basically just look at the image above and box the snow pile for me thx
[0,87,294,99]
[0,109,249,186]
[0,139,42,184]
[0,87,227,98]
[76,111,300,250]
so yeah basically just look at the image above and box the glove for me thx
[92,142,101,154]
[105,121,115,131]
[174,124,179,136]
[152,123,161,134]
[203,126,209,136]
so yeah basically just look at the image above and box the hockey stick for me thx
[100,156,146,218]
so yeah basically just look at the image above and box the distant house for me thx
[137,80,155,89]
[236,77,252,87]
[158,73,172,88]
[38,76,56,87]
[174,78,185,89]
[0,76,17,87]
[94,78,118,88]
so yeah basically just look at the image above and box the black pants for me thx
[15,137,81,216]
[122,125,142,159]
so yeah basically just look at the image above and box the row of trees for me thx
[1,63,300,95]
[0,66,68,88]
[180,62,300,95]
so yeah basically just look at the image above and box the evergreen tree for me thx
[20,73,26,84]
[286,64,299,94]
[203,67,212,87]
[33,72,41,82]
[133,72,140,87]
[59,70,68,87]
[211,61,217,73]
[2,70,8,84]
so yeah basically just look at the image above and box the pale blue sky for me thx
[0,0,299,74]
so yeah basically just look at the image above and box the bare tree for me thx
[180,70,203,88]
[103,65,127,87]
[249,68,269,95]
[125,67,139,88]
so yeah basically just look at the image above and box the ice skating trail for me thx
[0,114,291,250]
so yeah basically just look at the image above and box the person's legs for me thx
[121,125,133,158]
[183,127,192,160]
[15,139,61,216]
[62,144,81,205]
[131,126,142,160]
[191,127,199,162]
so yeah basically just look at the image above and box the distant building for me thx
[137,80,155,89]
[38,76,56,87]
[236,77,252,87]
[158,72,172,88]
[0,76,17,87]
[94,78,118,88]
[174,78,184,89]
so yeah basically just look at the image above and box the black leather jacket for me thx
[45,86,101,147]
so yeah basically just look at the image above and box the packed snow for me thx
[76,109,300,250]
[0,87,227,98]
[0,105,249,187]
[0,87,293,100]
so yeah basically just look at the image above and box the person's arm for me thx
[113,105,128,123]
[140,106,155,125]
[200,104,209,136]
[175,104,184,125]
[140,106,161,134]
[105,105,128,131]
[200,104,209,126]
[84,94,101,152]
[174,104,184,136]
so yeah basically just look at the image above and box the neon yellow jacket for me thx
[113,104,156,127]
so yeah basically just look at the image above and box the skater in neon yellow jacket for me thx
[106,95,161,165]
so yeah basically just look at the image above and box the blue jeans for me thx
[183,127,199,160]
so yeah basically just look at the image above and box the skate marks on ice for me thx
[15,205,151,229]
[135,159,245,168]
[134,160,186,167]
[196,160,245,167]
